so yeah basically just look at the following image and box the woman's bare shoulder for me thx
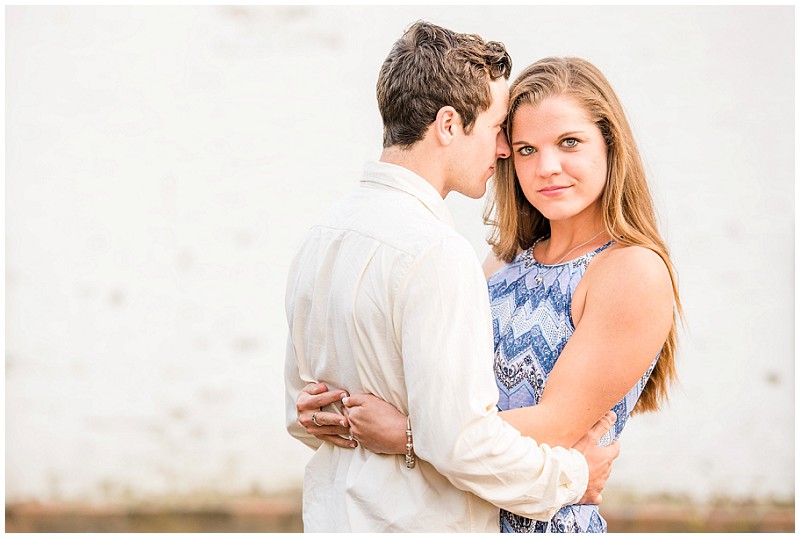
[482,249,512,280]
[598,244,669,278]
[591,244,672,303]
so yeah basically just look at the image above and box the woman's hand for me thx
[342,394,408,455]
[296,382,357,449]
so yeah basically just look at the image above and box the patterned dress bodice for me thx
[487,240,657,533]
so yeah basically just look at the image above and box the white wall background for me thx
[6,5,794,505]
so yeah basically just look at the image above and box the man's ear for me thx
[432,106,461,146]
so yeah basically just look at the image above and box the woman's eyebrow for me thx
[512,130,589,146]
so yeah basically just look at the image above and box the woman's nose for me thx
[536,148,562,177]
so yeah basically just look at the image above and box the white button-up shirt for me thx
[284,161,588,532]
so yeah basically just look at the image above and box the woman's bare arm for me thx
[305,247,673,452]
[499,246,673,446]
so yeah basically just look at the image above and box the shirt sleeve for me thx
[284,335,323,450]
[393,236,588,520]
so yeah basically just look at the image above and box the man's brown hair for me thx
[376,21,511,148]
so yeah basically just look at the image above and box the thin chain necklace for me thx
[533,230,605,286]
[549,230,605,265]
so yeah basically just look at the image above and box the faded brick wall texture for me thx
[5,5,794,527]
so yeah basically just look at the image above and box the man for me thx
[284,21,619,532]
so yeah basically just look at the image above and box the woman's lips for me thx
[538,185,570,197]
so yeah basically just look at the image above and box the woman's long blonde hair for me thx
[484,57,682,413]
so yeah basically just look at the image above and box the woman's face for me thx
[511,95,608,225]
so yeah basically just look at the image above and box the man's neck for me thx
[380,145,448,199]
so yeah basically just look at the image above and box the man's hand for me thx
[571,411,620,505]
[296,383,356,449]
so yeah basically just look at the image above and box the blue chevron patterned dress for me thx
[488,240,657,533]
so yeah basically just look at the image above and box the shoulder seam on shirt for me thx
[393,235,480,300]
[309,222,462,259]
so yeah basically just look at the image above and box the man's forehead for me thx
[490,85,509,121]
[490,77,509,97]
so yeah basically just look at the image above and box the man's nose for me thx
[496,130,511,159]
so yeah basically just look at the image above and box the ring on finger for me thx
[311,413,321,427]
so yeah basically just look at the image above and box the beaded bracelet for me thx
[405,416,416,469]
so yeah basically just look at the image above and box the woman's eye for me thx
[562,138,580,148]
[518,146,534,156]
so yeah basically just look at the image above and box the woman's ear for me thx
[432,106,461,146]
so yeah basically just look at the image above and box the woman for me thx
[296,57,682,532]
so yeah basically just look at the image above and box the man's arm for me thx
[342,393,618,506]
[393,236,588,521]
[284,335,324,450]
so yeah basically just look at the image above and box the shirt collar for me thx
[360,161,455,228]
